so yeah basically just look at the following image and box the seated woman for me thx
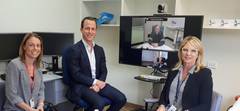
[149,25,164,47]
[4,33,45,111]
[157,36,213,111]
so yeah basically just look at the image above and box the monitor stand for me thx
[151,69,165,98]
[152,82,163,98]
[150,59,168,98]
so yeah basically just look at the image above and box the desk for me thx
[43,72,67,105]
[132,42,176,51]
[0,79,4,83]
[43,73,62,82]
[134,75,166,98]
[134,76,165,83]
[135,75,166,111]
[0,73,67,106]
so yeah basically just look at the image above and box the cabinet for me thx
[134,75,166,110]
[175,0,240,29]
[44,79,67,105]
[43,74,67,105]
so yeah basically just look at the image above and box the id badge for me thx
[30,98,35,108]
[167,105,177,111]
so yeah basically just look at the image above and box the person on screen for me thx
[66,16,126,110]
[149,24,164,47]
[157,36,213,111]
[4,33,45,111]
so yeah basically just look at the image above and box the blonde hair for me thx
[19,32,43,68]
[173,36,205,72]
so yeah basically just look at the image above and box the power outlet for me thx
[207,61,217,69]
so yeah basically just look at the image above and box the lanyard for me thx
[174,73,188,104]
[24,64,36,108]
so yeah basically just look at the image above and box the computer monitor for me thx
[0,33,25,61]
[35,32,74,55]
[119,15,203,71]
[34,32,74,72]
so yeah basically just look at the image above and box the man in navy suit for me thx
[67,17,126,111]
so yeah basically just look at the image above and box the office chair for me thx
[62,47,111,111]
[0,82,5,111]
[210,91,223,111]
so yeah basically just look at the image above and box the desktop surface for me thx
[43,72,62,82]
[0,71,63,82]
[132,42,176,51]
[0,71,62,80]
[134,75,166,83]
[42,67,63,75]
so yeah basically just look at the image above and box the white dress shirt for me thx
[82,39,97,85]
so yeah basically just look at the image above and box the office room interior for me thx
[0,0,240,110]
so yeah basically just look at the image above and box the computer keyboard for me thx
[139,75,166,81]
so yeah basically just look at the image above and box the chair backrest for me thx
[62,47,72,86]
[0,82,5,110]
[62,46,86,107]
[210,91,223,111]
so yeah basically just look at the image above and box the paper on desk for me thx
[228,98,240,111]
[132,43,175,51]
[144,98,159,102]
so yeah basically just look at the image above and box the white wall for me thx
[0,0,80,72]
[0,0,80,36]
[202,29,240,110]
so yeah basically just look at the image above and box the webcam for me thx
[158,4,165,13]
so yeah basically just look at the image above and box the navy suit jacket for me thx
[67,40,107,94]
[159,68,213,111]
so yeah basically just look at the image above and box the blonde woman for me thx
[4,33,45,111]
[157,36,213,111]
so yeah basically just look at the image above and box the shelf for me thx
[82,0,120,2]
[80,0,121,25]
[81,0,240,30]
[204,26,240,30]
[99,24,119,27]
[175,0,240,29]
